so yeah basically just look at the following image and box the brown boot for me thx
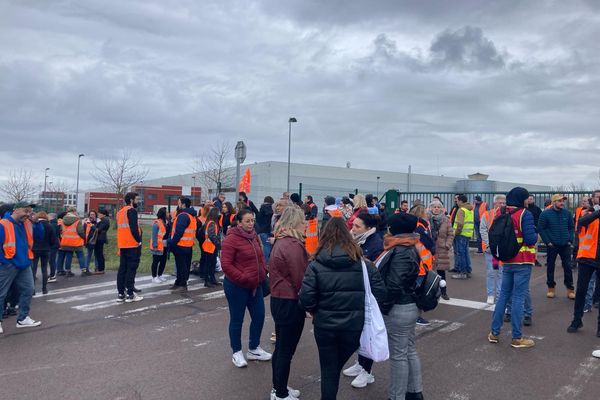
[567,288,575,300]
[547,288,556,298]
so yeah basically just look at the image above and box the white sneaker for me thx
[343,361,363,377]
[270,389,299,400]
[232,351,248,368]
[486,296,495,305]
[593,350,600,358]
[247,346,272,361]
[351,369,375,388]
[0,321,3,334]
[158,275,167,282]
[287,387,300,398]
[152,277,162,284]
[125,293,143,303]
[16,316,42,329]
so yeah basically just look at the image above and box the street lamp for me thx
[287,117,297,193]
[235,141,247,198]
[76,154,84,212]
[43,168,50,207]
[376,176,380,198]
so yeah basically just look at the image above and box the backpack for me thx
[415,269,441,312]
[488,207,521,261]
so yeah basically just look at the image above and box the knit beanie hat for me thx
[324,196,336,206]
[506,187,530,207]
[388,213,418,235]
[290,193,300,203]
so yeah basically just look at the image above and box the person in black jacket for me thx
[256,196,274,263]
[32,211,57,294]
[94,209,110,274]
[238,192,259,215]
[526,195,543,267]
[84,211,98,273]
[47,213,60,282]
[299,217,386,400]
[377,213,424,400]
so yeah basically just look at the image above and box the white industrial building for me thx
[143,161,551,206]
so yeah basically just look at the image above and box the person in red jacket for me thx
[221,209,271,368]
[269,205,309,400]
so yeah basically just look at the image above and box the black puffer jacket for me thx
[299,246,386,331]
[256,203,274,234]
[33,219,57,253]
[378,234,420,314]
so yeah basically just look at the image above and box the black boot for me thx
[567,319,583,333]
[405,392,424,400]
[441,287,449,301]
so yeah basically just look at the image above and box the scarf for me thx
[428,212,446,241]
[274,227,305,243]
[353,227,376,246]
[382,233,419,251]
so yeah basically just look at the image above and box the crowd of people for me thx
[2,186,600,399]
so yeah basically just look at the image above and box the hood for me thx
[63,214,80,226]
[383,233,419,250]
[324,204,338,211]
[179,207,197,217]
[506,187,530,208]
[459,202,474,211]
[315,245,356,269]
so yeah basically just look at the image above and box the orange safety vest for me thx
[60,220,84,248]
[577,218,599,260]
[481,209,497,252]
[171,212,197,248]
[326,209,343,218]
[0,219,34,260]
[575,207,584,230]
[202,220,219,254]
[478,202,488,220]
[117,206,141,249]
[149,219,166,252]
[496,207,536,264]
[305,218,319,255]
[416,241,433,276]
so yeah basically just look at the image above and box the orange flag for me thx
[238,167,251,193]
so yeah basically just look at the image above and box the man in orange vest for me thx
[321,196,343,229]
[573,196,590,267]
[116,192,143,303]
[568,190,600,336]
[473,195,488,253]
[0,203,44,333]
[57,207,89,277]
[304,196,318,219]
[480,195,506,305]
[168,196,198,293]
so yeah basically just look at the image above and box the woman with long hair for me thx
[221,209,271,368]
[269,206,308,400]
[346,194,368,229]
[221,202,235,235]
[202,207,222,287]
[150,207,168,283]
[300,217,385,400]
[409,204,436,326]
[428,200,454,300]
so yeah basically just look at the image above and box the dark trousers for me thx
[546,244,574,289]
[271,298,305,398]
[94,240,106,271]
[223,277,265,352]
[202,251,218,284]
[32,251,49,292]
[474,221,483,251]
[173,247,192,287]
[151,252,168,278]
[117,247,141,296]
[314,328,362,400]
[49,247,58,277]
[358,354,374,374]
[573,265,600,330]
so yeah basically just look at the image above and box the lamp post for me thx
[43,168,50,207]
[76,154,84,212]
[234,141,247,198]
[287,117,297,193]
[376,176,380,198]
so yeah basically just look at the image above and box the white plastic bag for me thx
[358,259,389,362]
[215,256,222,272]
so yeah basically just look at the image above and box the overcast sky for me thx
[1,0,599,196]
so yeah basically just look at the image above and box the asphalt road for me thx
[1,252,600,400]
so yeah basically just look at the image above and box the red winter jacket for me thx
[221,226,267,289]
[269,236,309,300]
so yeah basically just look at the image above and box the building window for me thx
[147,193,157,200]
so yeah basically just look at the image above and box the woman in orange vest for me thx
[56,207,90,277]
[202,207,222,288]
[150,207,168,284]
[409,205,436,326]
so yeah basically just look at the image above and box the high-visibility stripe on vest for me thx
[60,220,84,248]
[575,207,584,230]
[202,220,219,254]
[416,241,433,276]
[117,206,140,249]
[149,219,166,252]
[496,207,536,264]
[171,212,197,248]
[577,219,599,260]
[305,218,319,255]
[0,219,34,260]
[453,207,474,238]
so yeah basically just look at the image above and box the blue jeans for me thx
[57,249,87,272]
[86,246,95,271]
[0,264,35,322]
[505,288,533,317]
[223,277,265,353]
[491,264,532,339]
[454,236,471,273]
[484,251,502,297]
[585,270,597,308]
[259,233,272,264]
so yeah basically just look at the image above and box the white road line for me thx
[439,298,495,312]
[104,299,194,319]
[38,276,155,297]
[554,357,600,398]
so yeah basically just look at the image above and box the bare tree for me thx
[0,169,37,203]
[193,141,235,199]
[92,151,149,213]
